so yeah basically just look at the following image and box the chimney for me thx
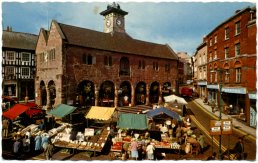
[6,26,9,31]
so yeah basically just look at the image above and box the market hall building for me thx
[35,3,178,109]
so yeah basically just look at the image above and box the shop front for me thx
[197,81,207,99]
[221,87,246,117]
[207,84,219,105]
[249,93,256,128]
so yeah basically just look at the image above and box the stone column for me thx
[94,85,99,106]
[158,84,163,104]
[131,84,135,107]
[114,84,119,108]
[46,86,51,109]
[146,84,150,106]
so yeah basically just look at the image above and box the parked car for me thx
[181,87,193,97]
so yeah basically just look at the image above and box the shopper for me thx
[34,132,42,154]
[13,137,23,159]
[197,133,206,153]
[130,138,138,160]
[234,137,245,160]
[146,142,155,160]
[2,118,9,138]
[45,140,54,160]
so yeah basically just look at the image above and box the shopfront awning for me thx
[164,94,188,104]
[3,104,30,120]
[117,113,147,130]
[147,107,181,121]
[207,84,219,89]
[222,87,246,94]
[198,81,207,86]
[47,104,77,118]
[85,106,115,120]
[249,93,257,100]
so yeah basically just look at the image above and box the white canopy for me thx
[164,94,188,105]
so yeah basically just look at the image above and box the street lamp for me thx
[217,68,224,160]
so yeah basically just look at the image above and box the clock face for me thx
[116,18,122,26]
[106,19,111,27]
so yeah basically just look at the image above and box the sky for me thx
[1,0,256,55]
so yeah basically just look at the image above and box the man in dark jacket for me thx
[234,137,244,160]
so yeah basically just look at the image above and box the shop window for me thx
[4,84,17,97]
[236,68,241,83]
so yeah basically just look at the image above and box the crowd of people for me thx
[11,123,54,160]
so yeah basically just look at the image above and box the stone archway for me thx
[48,80,56,107]
[118,81,132,106]
[99,81,115,107]
[77,80,95,107]
[150,81,159,104]
[135,82,146,105]
[40,81,47,106]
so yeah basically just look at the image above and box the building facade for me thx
[2,28,38,102]
[206,6,256,127]
[193,38,208,98]
[35,3,178,109]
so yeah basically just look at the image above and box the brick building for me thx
[193,38,208,99]
[2,27,38,102]
[35,3,178,109]
[206,6,256,127]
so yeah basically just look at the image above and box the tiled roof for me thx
[2,31,38,50]
[57,22,178,60]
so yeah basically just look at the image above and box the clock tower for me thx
[100,2,128,33]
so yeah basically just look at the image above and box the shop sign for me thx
[207,84,219,90]
[210,120,221,135]
[222,87,246,94]
[210,119,232,135]
[84,128,94,136]
[198,81,207,86]
[221,120,232,135]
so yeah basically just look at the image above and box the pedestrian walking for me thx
[234,137,245,160]
[146,142,155,160]
[45,140,54,160]
[41,133,49,155]
[2,118,9,138]
[197,133,206,153]
[130,138,138,160]
[13,137,23,159]
[34,132,42,154]
[23,135,30,153]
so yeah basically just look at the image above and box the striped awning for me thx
[85,106,115,121]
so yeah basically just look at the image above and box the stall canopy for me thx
[47,104,77,118]
[85,106,115,121]
[147,107,181,121]
[117,113,147,130]
[164,94,188,105]
[3,104,30,120]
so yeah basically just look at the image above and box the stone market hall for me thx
[35,3,179,109]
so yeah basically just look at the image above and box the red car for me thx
[181,87,193,97]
